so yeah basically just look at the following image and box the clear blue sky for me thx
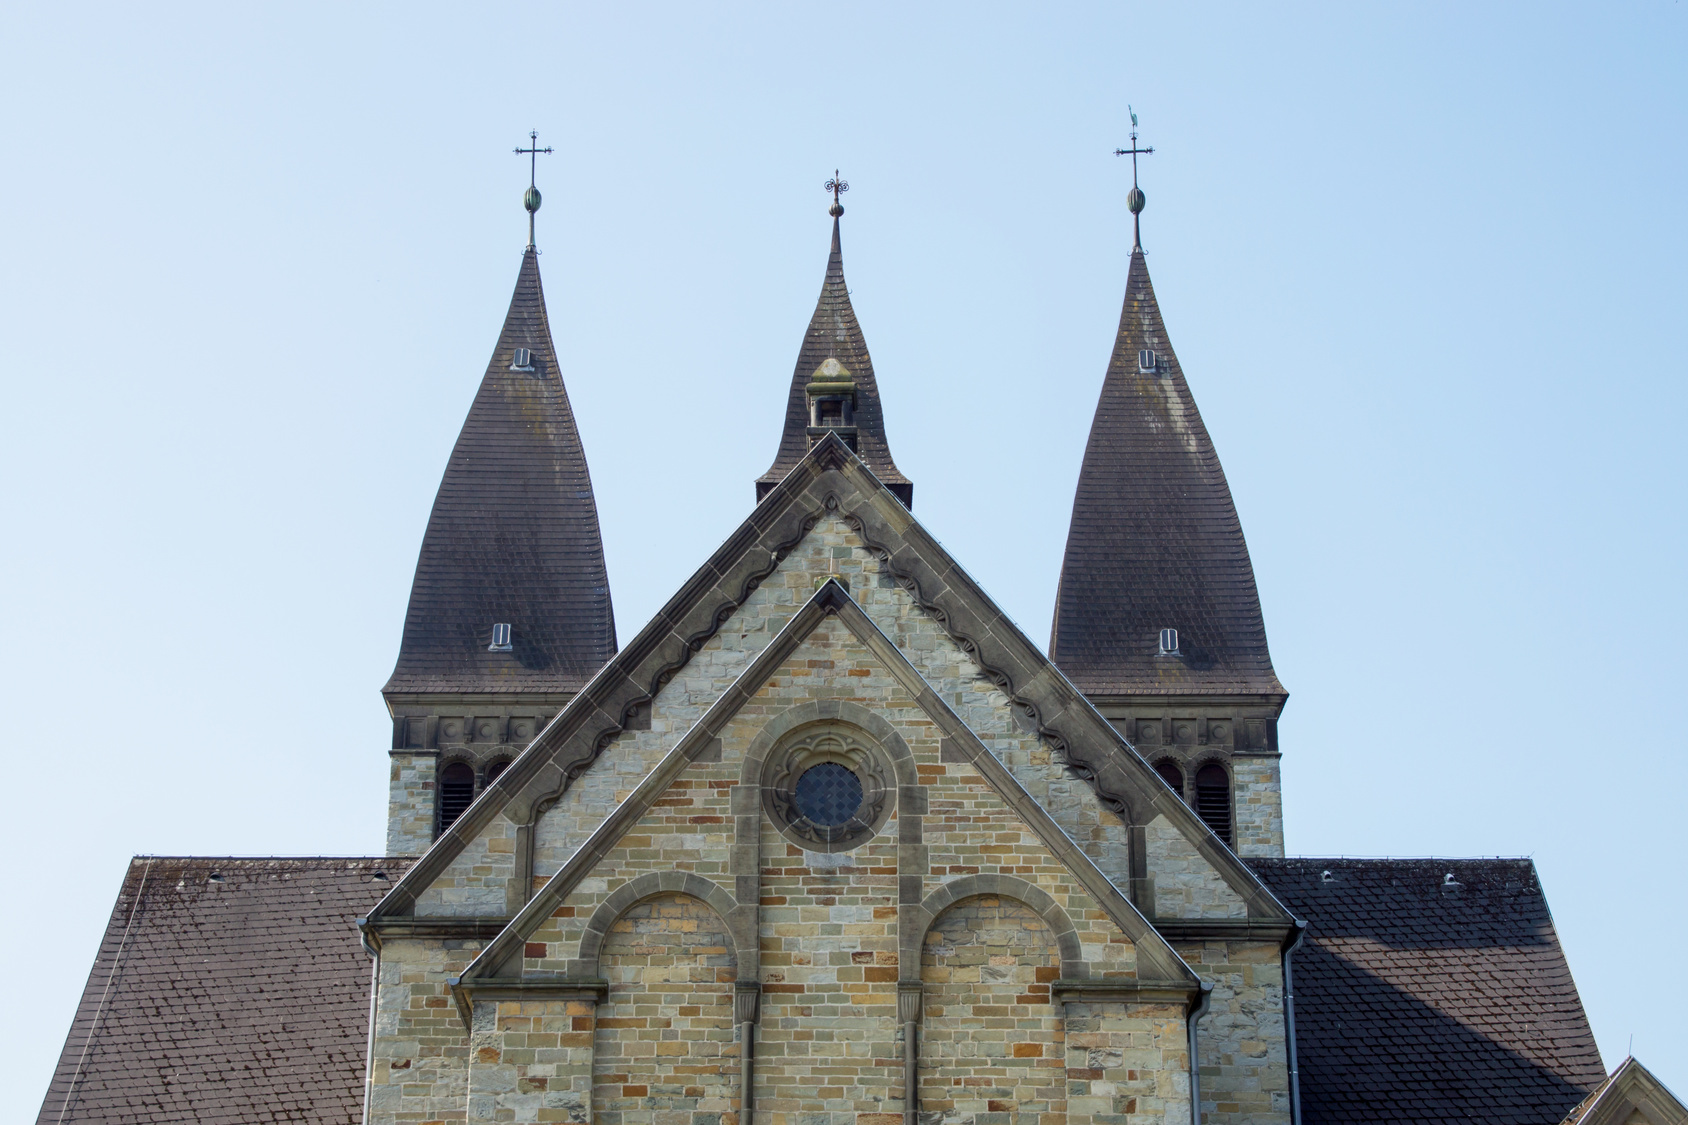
[3,1,1684,1113]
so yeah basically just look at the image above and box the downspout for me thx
[357,921,382,1125]
[1187,981,1213,1125]
[1282,920,1308,1125]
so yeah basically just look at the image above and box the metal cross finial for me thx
[825,170,849,217]
[1113,106,1155,248]
[514,130,554,249]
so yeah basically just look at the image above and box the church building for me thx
[37,154,1685,1125]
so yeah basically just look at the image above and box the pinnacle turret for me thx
[756,210,912,507]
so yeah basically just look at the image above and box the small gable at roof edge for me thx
[1562,1058,1688,1125]
[445,578,1200,1031]
[364,432,1292,925]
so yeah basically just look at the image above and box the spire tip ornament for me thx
[514,130,554,249]
[825,170,849,218]
[1113,106,1154,248]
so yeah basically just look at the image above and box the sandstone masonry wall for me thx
[389,752,438,857]
[1229,758,1284,859]
[1178,939,1290,1125]
[1145,816,1247,920]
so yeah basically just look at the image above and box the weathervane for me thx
[825,170,849,217]
[1113,106,1154,248]
[514,130,554,249]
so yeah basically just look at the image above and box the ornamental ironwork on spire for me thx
[756,178,912,507]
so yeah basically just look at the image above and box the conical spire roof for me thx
[1051,247,1283,698]
[756,217,912,507]
[384,249,616,695]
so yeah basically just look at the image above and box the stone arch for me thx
[739,698,918,791]
[918,891,1066,1125]
[576,871,753,978]
[592,889,742,1125]
[906,874,1086,979]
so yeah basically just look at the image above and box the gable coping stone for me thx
[366,433,1293,930]
[456,578,1199,992]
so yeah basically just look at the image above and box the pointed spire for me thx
[384,248,616,695]
[1050,247,1283,698]
[756,208,912,507]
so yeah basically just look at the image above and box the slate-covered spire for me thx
[384,248,616,695]
[1050,246,1283,698]
[756,214,913,507]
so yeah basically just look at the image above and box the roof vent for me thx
[510,347,534,371]
[1158,628,1179,656]
[1321,869,1335,883]
[1138,349,1158,373]
[488,623,513,652]
[207,872,224,883]
[1441,872,1463,894]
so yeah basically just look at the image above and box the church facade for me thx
[38,180,1681,1125]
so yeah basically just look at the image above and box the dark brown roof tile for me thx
[384,249,616,695]
[1051,247,1282,697]
[37,857,409,1125]
[1249,857,1606,1124]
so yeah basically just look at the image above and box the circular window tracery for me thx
[794,762,863,826]
[762,724,892,851]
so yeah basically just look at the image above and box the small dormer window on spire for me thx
[1158,628,1179,656]
[1138,349,1158,374]
[805,357,859,452]
[489,623,513,652]
[510,348,534,372]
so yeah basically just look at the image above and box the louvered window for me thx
[438,762,476,834]
[1195,764,1232,846]
[1154,759,1184,795]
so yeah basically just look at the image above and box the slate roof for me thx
[1051,246,1282,697]
[755,216,912,507]
[384,248,615,695]
[37,857,408,1125]
[1249,857,1607,1124]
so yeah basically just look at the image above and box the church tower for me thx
[382,169,615,855]
[756,182,912,507]
[1050,153,1287,857]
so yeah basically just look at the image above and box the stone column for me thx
[898,981,922,1125]
[736,982,761,1125]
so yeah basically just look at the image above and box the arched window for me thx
[485,759,512,785]
[1195,763,1232,846]
[437,762,475,834]
[1154,759,1184,795]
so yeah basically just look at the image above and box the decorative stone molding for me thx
[760,722,894,852]
[574,872,752,979]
